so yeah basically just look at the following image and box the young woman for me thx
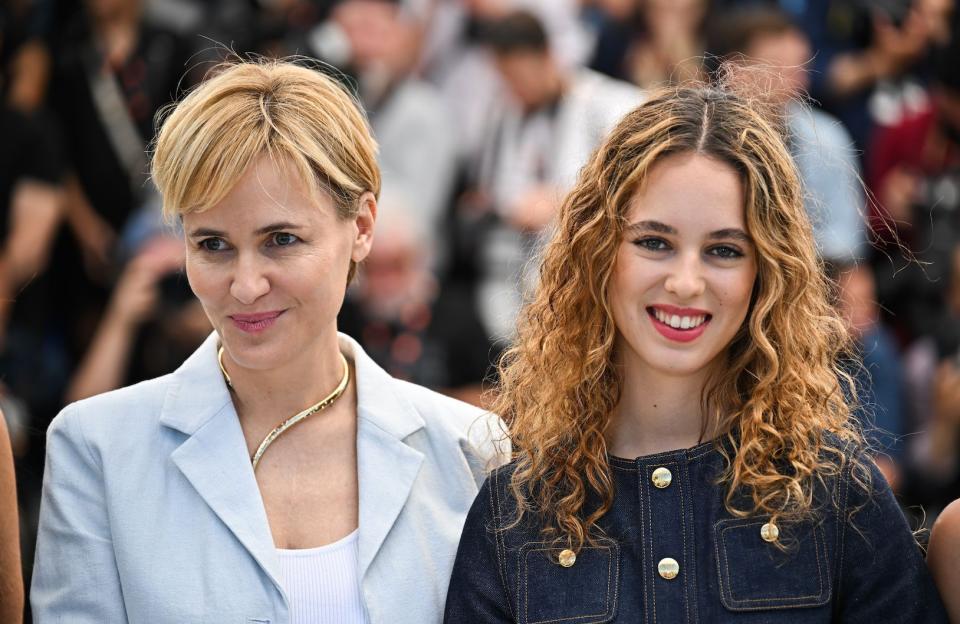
[444,85,948,622]
[31,60,502,623]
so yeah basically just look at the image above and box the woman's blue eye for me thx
[270,232,299,247]
[709,245,743,258]
[200,238,228,252]
[634,237,670,251]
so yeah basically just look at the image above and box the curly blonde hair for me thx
[495,84,868,552]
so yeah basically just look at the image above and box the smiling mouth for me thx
[647,307,712,330]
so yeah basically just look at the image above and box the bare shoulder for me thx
[931,500,960,552]
[929,499,960,621]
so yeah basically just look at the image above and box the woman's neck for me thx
[606,354,718,458]
[222,330,349,427]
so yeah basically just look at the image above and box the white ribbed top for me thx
[276,530,369,624]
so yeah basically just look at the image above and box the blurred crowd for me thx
[2,0,960,605]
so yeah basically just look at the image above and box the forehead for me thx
[626,152,745,229]
[182,155,332,229]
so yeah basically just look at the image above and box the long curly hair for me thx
[494,83,869,552]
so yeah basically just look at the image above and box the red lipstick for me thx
[647,305,711,343]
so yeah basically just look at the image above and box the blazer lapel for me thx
[341,335,426,580]
[159,333,427,588]
[160,334,283,593]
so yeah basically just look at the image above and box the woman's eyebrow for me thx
[187,222,304,238]
[187,227,225,238]
[625,220,676,235]
[708,228,751,242]
[624,221,751,243]
[253,221,303,235]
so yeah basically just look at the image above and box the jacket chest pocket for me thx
[714,517,831,612]
[517,541,620,624]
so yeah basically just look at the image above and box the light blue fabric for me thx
[788,103,867,263]
[31,332,505,624]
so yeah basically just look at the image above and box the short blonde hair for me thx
[151,59,380,225]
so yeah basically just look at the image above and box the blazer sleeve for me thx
[835,458,949,622]
[31,404,128,623]
[443,474,515,623]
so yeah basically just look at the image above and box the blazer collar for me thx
[159,332,427,587]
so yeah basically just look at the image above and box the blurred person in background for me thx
[901,244,960,513]
[308,0,458,263]
[781,0,954,153]
[338,187,494,407]
[835,262,906,490]
[590,0,708,88]
[709,6,867,264]
[415,0,592,164]
[2,0,52,114]
[51,0,191,361]
[867,19,960,344]
[468,9,641,340]
[0,414,22,624]
[63,232,209,402]
[32,60,503,623]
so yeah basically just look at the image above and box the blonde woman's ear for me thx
[351,191,377,263]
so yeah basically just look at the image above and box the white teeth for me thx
[652,309,708,330]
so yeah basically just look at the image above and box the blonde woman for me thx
[31,60,502,623]
[444,85,948,622]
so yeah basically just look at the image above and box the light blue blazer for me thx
[31,332,504,623]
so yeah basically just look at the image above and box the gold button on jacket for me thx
[658,557,680,580]
[651,467,673,489]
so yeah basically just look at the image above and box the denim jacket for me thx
[444,439,948,623]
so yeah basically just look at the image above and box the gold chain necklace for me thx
[217,345,351,471]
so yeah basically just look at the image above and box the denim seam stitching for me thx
[491,470,514,620]
[637,462,650,624]
[520,544,615,624]
[646,464,656,624]
[678,461,693,624]
[836,460,851,603]
[717,519,828,607]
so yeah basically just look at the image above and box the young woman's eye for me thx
[633,237,670,251]
[269,232,300,247]
[709,245,744,259]
[199,237,228,252]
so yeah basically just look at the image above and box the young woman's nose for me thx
[663,253,706,300]
[229,252,270,305]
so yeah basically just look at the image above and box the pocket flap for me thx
[518,541,620,624]
[715,517,831,612]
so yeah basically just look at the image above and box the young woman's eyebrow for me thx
[625,221,751,243]
[707,228,752,243]
[625,220,676,235]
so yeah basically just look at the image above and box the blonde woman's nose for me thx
[229,253,270,304]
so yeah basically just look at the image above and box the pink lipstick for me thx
[230,310,284,334]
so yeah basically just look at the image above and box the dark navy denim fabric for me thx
[444,440,948,623]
